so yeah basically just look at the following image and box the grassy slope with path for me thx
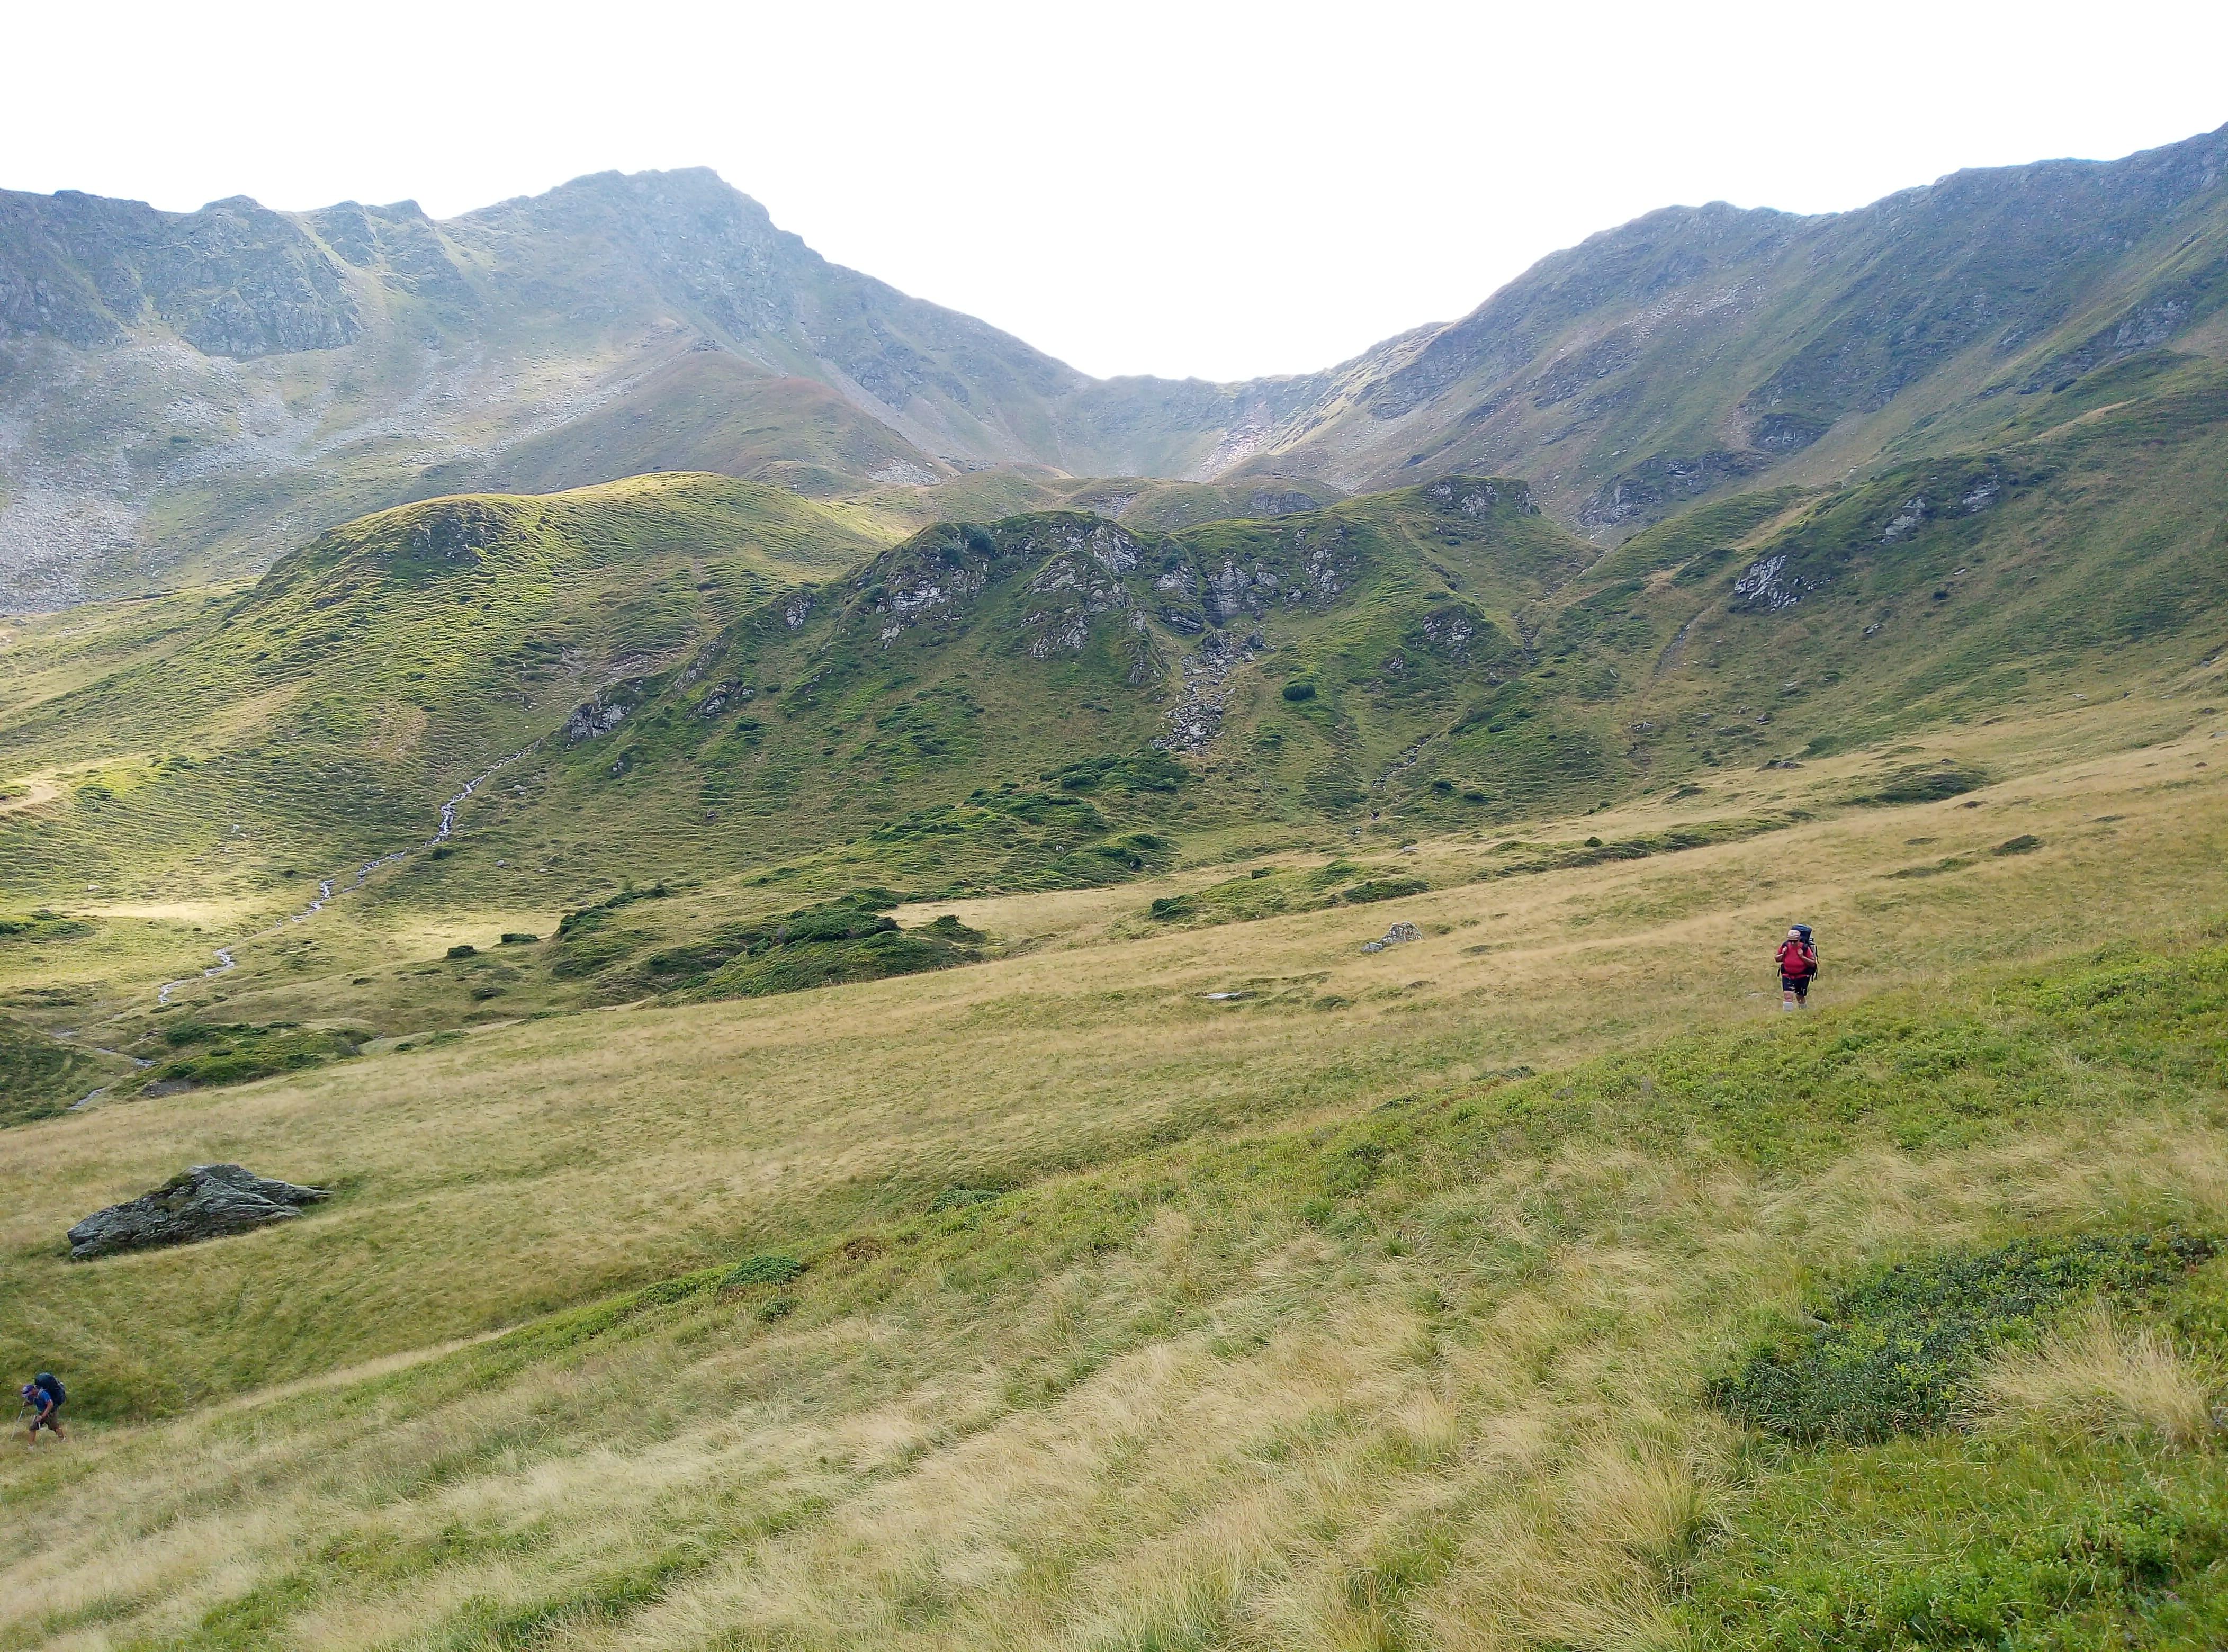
[0,709,2223,1647]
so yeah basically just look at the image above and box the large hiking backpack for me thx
[34,1372,63,1405]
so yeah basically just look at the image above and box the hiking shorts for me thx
[29,1406,59,1431]
[1781,975,1810,1000]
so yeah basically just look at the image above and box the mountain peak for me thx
[7,124,2228,608]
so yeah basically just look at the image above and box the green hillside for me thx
[1,401,2225,1647]
[11,119,2228,1652]
[515,476,1587,881]
[490,364,2228,898]
[6,350,2227,1072]
[0,472,884,914]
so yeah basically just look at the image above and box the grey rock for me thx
[1880,497,1929,543]
[1729,552,1822,614]
[1362,921,1424,954]
[562,679,645,743]
[1580,451,1770,532]
[67,1164,330,1260]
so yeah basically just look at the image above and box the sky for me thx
[6,1,2226,382]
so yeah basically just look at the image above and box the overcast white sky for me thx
[6,1,2225,381]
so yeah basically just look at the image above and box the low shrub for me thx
[139,1022,365,1094]
[724,1253,804,1289]
[1685,1469,2228,1650]
[930,1187,1005,1211]
[1343,877,1429,904]
[1850,763,1988,806]
[1708,1232,2217,1443]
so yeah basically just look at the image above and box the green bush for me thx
[1282,681,1317,702]
[1039,751,1191,795]
[554,884,672,939]
[658,895,987,1003]
[140,1022,365,1093]
[1852,764,1988,806]
[723,1253,804,1288]
[0,911,95,941]
[1708,1232,2216,1443]
[930,1187,1005,1211]
[1342,877,1428,904]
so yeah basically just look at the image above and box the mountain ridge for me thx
[5,122,2226,606]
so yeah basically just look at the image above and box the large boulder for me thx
[67,1164,330,1260]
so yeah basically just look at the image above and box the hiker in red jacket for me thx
[1777,924,1818,1010]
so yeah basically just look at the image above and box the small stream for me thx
[153,744,537,1007]
[51,1030,155,1109]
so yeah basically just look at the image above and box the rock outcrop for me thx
[67,1164,330,1260]
[1361,922,1424,954]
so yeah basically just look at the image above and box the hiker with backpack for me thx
[19,1373,66,1444]
[1777,924,1818,1009]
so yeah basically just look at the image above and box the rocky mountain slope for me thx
[507,350,2228,901]
[1237,122,2228,522]
[5,123,2226,610]
[11,331,2222,932]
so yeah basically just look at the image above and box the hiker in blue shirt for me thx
[20,1375,66,1444]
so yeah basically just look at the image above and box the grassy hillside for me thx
[6,350,2227,1075]
[0,473,882,921]
[0,707,2223,1649]
[11,127,2228,1650]
[506,475,1586,882]
[2,408,2225,1646]
[459,367,2228,905]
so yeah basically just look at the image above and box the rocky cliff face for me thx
[0,191,359,355]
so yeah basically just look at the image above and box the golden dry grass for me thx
[4,1115,2221,1650]
[1968,1303,2222,1447]
[0,703,2222,1648]
[4,711,2224,1406]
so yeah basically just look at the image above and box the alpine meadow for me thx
[6,112,2228,1652]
